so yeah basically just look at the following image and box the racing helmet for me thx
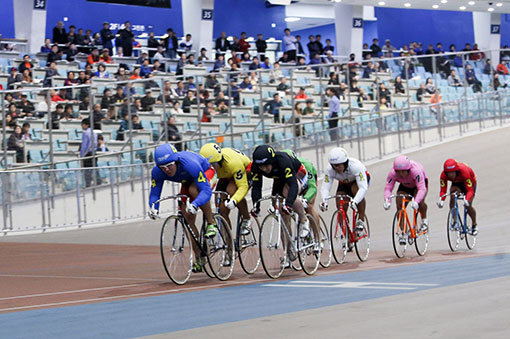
[154,143,179,166]
[444,158,459,172]
[253,145,276,165]
[200,143,222,164]
[393,155,411,171]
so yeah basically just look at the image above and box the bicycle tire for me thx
[447,208,461,252]
[238,214,261,274]
[298,214,321,275]
[392,210,408,258]
[259,213,286,279]
[464,214,477,250]
[354,215,370,262]
[160,215,193,285]
[414,212,429,256]
[330,210,347,264]
[199,223,215,279]
[319,215,332,268]
[206,214,235,281]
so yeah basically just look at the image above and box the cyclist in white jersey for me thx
[319,147,370,233]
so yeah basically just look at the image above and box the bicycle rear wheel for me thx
[238,214,261,274]
[298,214,321,275]
[447,209,461,252]
[160,215,192,285]
[319,216,332,268]
[259,213,286,279]
[414,212,429,256]
[355,215,370,262]
[199,223,215,279]
[330,210,347,264]
[206,214,235,281]
[464,215,477,250]
[392,210,407,258]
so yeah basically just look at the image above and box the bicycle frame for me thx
[330,194,357,244]
[392,194,420,239]
[448,193,468,234]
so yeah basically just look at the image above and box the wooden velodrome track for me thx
[1,127,509,338]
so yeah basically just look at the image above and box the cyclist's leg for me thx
[335,182,351,211]
[217,178,232,228]
[351,182,366,221]
[449,184,462,209]
[305,195,320,239]
[187,182,215,225]
[417,185,428,220]
[179,185,201,259]
[283,182,306,222]
[467,190,477,226]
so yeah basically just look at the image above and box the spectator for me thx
[264,93,283,123]
[216,99,228,114]
[112,86,126,105]
[423,44,435,73]
[129,68,142,80]
[323,39,334,54]
[363,61,376,79]
[96,134,109,152]
[163,28,178,59]
[379,83,391,104]
[328,72,340,86]
[249,56,261,70]
[277,77,290,92]
[350,79,360,93]
[425,77,436,94]
[187,54,196,66]
[182,90,196,113]
[201,100,215,122]
[394,75,405,94]
[136,51,149,64]
[295,35,305,56]
[79,95,90,111]
[7,125,25,163]
[21,122,31,141]
[139,59,152,77]
[228,79,240,105]
[41,38,52,53]
[497,61,508,75]
[213,54,225,71]
[302,100,314,115]
[315,35,323,54]
[131,115,143,130]
[84,64,94,79]
[370,38,381,57]
[230,36,240,52]
[52,21,67,44]
[483,59,494,75]
[65,43,78,62]
[2,113,16,129]
[93,63,110,79]
[116,113,130,140]
[62,104,76,120]
[180,34,193,51]
[7,67,22,89]
[176,52,187,76]
[66,25,76,46]
[198,48,209,63]
[100,88,115,109]
[256,33,267,60]
[357,88,369,108]
[7,103,19,121]
[214,92,228,107]
[153,45,165,63]
[469,43,484,61]
[141,89,155,111]
[448,70,463,87]
[156,81,172,104]
[291,102,303,136]
[80,118,99,186]
[270,61,282,82]
[90,104,105,130]
[47,103,63,129]
[17,95,35,116]
[99,22,115,54]
[382,39,396,58]
[416,82,426,102]
[379,96,389,110]
[465,64,482,92]
[326,87,340,140]
[238,32,250,53]
[18,54,33,75]
[261,57,272,69]
[118,21,135,57]
[307,35,319,58]
[295,87,309,100]
[115,67,129,82]
[184,76,196,91]
[100,48,113,64]
[215,31,230,54]
[146,32,159,58]
[493,73,508,90]
[239,76,253,91]
[173,80,186,97]
[47,44,62,63]
[430,89,442,116]
[87,48,100,65]
[162,115,182,150]
[170,101,184,115]
[282,28,297,61]
[75,28,85,47]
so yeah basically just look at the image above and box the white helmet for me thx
[328,147,348,165]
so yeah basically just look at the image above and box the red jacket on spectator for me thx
[497,63,508,75]
[87,54,100,65]
[100,55,113,64]
[51,94,64,102]
[469,49,485,61]
[238,39,250,53]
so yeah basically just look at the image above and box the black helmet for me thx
[253,145,276,165]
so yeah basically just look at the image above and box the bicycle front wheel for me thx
[414,212,429,256]
[447,209,461,252]
[298,214,321,275]
[355,215,370,262]
[464,215,477,250]
[259,213,286,279]
[238,214,261,274]
[392,210,408,258]
[160,215,193,285]
[319,216,332,268]
[206,214,235,281]
[330,210,347,264]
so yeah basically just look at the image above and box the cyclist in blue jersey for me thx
[148,143,218,272]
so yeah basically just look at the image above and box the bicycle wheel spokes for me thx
[298,214,321,275]
[330,210,348,264]
[414,212,429,256]
[207,215,235,281]
[238,214,261,274]
[392,210,408,258]
[447,209,461,252]
[319,216,332,268]
[354,215,370,262]
[259,214,286,279]
[464,215,477,250]
[160,216,193,285]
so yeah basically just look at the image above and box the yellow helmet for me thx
[200,143,222,163]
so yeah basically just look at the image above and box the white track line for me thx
[0,273,164,282]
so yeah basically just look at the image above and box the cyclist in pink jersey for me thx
[384,155,429,231]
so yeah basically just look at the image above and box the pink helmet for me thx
[393,155,411,171]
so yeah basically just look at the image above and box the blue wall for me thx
[375,8,474,49]
[293,23,336,55]
[501,14,510,47]
[45,0,183,39]
[363,20,378,46]
[213,0,286,39]
[0,0,14,38]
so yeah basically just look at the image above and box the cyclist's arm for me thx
[191,169,212,208]
[464,176,475,202]
[352,170,369,204]
[320,168,334,202]
[230,167,249,204]
[414,172,427,204]
[439,171,448,200]
[383,171,396,202]
[149,167,165,210]
[284,174,299,207]
[251,171,263,207]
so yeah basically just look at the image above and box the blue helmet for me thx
[154,144,179,166]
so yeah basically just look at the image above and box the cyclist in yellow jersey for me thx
[200,143,253,235]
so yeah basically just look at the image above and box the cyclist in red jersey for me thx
[437,158,478,235]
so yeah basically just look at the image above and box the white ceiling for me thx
[294,0,510,14]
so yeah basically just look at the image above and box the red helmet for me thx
[444,158,459,172]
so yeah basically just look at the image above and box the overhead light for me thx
[271,23,276,28]
[488,7,495,12]
[441,0,447,3]
[459,6,466,10]
[330,0,342,3]
[496,3,503,7]
[404,2,411,7]
[468,1,475,5]
[378,1,386,5]
[284,17,301,22]
[432,4,439,9]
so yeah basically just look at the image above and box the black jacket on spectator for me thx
[118,28,134,56]
[147,37,160,58]
[215,37,230,52]
[100,28,115,50]
[7,131,24,162]
[256,39,267,54]
[47,51,61,63]
[141,96,156,111]
[307,41,320,57]
[163,35,178,53]
[53,27,67,44]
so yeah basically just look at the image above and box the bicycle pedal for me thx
[408,238,414,245]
